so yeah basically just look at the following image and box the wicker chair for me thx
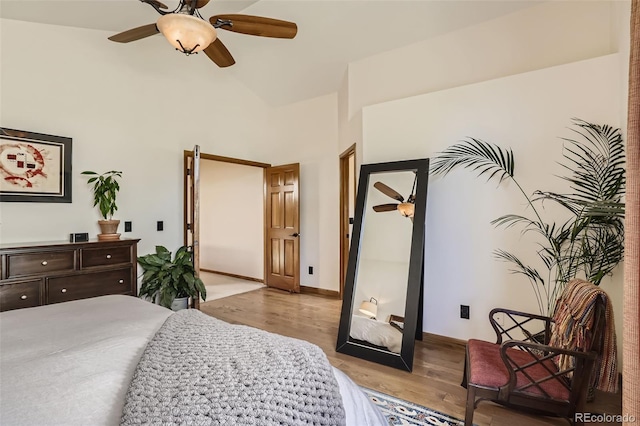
[461,279,617,426]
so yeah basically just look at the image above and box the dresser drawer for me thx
[6,250,76,279]
[47,268,132,304]
[82,246,132,268]
[0,280,42,312]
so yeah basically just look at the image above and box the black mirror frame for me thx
[336,158,429,371]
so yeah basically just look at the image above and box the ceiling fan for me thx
[372,178,417,219]
[108,0,298,67]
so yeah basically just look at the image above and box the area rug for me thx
[361,387,465,426]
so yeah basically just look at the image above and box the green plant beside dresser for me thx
[138,245,206,310]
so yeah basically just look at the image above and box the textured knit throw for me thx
[120,309,346,426]
[548,279,618,392]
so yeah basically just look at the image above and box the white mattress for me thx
[0,295,385,426]
[349,315,403,353]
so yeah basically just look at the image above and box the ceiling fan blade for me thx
[373,204,399,212]
[373,182,405,202]
[194,0,210,8]
[203,38,236,67]
[108,24,159,43]
[210,14,297,39]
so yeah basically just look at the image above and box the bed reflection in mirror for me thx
[336,159,429,372]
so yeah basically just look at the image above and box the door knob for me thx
[290,233,300,237]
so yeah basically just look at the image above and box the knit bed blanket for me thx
[121,309,346,426]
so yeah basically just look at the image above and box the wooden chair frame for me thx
[462,301,605,426]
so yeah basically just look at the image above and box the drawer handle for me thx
[106,254,112,259]
[20,295,27,300]
[118,279,124,284]
[61,288,67,293]
[41,261,48,266]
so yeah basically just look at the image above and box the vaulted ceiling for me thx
[1,0,538,106]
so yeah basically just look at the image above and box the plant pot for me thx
[171,297,189,311]
[98,219,120,241]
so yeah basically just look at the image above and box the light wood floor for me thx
[199,288,623,426]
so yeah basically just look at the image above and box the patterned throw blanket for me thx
[549,279,618,392]
[121,309,346,425]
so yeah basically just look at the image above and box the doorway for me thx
[184,152,301,298]
[185,153,269,302]
[339,144,356,299]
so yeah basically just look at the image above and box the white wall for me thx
[267,93,340,291]
[362,54,624,344]
[335,0,629,352]
[199,160,264,280]
[347,1,615,120]
[0,19,341,292]
[0,19,272,258]
[0,0,631,312]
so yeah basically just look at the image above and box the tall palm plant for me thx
[431,118,625,316]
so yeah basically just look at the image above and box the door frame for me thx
[183,151,271,285]
[339,144,356,299]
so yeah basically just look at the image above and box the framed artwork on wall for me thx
[0,128,72,203]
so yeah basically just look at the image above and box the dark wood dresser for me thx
[0,239,139,312]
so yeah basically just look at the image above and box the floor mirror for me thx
[336,158,429,371]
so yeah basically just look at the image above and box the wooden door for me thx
[184,146,201,308]
[265,163,300,292]
[339,144,356,298]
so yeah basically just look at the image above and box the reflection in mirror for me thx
[336,159,429,372]
[348,171,414,355]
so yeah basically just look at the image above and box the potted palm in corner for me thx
[138,245,207,310]
[431,118,625,316]
[82,170,122,240]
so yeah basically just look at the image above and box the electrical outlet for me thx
[124,221,132,232]
[308,266,314,275]
[157,221,164,231]
[460,305,470,320]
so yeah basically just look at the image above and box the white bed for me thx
[0,295,385,426]
[349,315,403,353]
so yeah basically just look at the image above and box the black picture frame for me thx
[0,128,72,203]
[336,158,429,371]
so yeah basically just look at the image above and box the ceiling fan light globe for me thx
[397,202,415,218]
[157,14,217,54]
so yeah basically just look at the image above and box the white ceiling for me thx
[1,0,538,106]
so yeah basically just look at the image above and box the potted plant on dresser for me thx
[82,170,122,240]
[137,245,207,311]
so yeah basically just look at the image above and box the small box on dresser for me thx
[0,239,139,312]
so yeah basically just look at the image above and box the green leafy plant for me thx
[81,170,122,220]
[431,118,625,316]
[138,245,207,308]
